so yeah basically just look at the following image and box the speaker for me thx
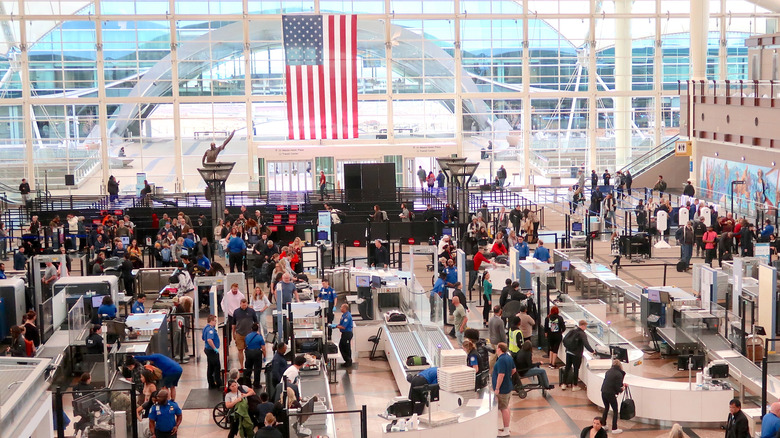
[344,164,363,202]
[64,175,75,186]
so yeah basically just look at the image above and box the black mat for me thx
[182,388,224,410]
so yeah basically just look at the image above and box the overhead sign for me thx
[675,140,692,156]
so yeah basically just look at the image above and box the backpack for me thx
[161,247,172,262]
[409,211,416,221]
[381,211,389,222]
[475,339,490,373]
[562,330,580,352]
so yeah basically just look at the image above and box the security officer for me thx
[85,324,104,354]
[318,279,337,339]
[202,314,222,389]
[243,323,266,388]
[335,303,353,367]
[131,293,146,314]
[148,389,182,438]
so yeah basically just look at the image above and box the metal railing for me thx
[618,134,680,178]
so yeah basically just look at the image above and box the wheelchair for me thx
[513,372,549,399]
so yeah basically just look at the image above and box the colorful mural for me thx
[699,156,777,211]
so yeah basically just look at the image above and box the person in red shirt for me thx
[490,238,507,256]
[473,247,495,271]
[702,225,718,266]
[319,171,327,201]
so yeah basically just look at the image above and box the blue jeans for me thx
[522,367,550,388]
[681,243,693,265]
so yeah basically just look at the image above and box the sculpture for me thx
[202,130,236,165]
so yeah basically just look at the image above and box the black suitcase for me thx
[676,260,687,272]
[559,367,568,385]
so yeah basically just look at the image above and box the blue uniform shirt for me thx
[533,246,551,263]
[319,287,336,303]
[149,400,181,432]
[444,267,457,285]
[418,367,438,384]
[514,241,530,258]
[202,325,220,351]
[432,278,445,297]
[135,354,183,375]
[227,237,246,254]
[245,331,265,350]
[492,353,516,394]
[761,412,780,438]
[97,303,117,319]
[197,256,211,271]
[762,224,775,240]
[131,300,145,314]
[339,312,353,332]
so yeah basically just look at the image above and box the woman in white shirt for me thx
[251,286,271,336]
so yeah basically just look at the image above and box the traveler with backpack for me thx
[544,305,565,368]
[561,320,594,391]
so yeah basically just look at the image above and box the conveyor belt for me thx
[386,325,427,361]
[724,355,762,381]
[698,333,732,352]
[424,326,453,351]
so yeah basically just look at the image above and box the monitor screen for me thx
[677,354,705,371]
[647,289,661,303]
[659,290,671,304]
[355,276,370,288]
[442,228,452,236]
[91,295,105,309]
[371,275,381,288]
[610,345,629,363]
[120,237,130,246]
[554,260,570,272]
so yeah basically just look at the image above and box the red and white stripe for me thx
[286,14,358,140]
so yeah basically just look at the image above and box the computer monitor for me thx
[572,222,583,232]
[371,275,382,288]
[659,290,671,304]
[120,236,130,246]
[442,228,452,236]
[91,295,106,309]
[298,395,317,425]
[410,383,440,403]
[554,260,570,273]
[647,289,661,303]
[677,354,705,371]
[355,276,370,288]
[610,345,629,363]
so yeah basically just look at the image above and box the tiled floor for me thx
[59,206,741,437]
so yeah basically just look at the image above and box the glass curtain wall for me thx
[0,0,774,194]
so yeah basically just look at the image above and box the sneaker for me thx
[611,429,623,434]
[560,384,567,390]
[497,429,511,437]
[571,386,582,392]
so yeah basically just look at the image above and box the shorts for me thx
[234,333,246,350]
[162,371,182,388]
[497,393,511,410]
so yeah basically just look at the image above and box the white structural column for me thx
[522,0,531,186]
[17,0,34,189]
[94,4,110,188]
[614,0,632,169]
[170,0,183,191]
[653,0,663,150]
[718,0,727,81]
[453,0,463,159]
[689,0,710,182]
[243,0,255,189]
[587,0,598,171]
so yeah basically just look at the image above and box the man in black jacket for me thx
[498,279,513,309]
[19,178,31,205]
[624,170,632,196]
[422,204,438,221]
[561,320,594,391]
[725,398,750,438]
[509,206,524,234]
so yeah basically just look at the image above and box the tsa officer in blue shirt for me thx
[202,314,222,389]
[243,323,266,388]
[318,279,337,339]
[148,389,182,438]
[131,293,146,314]
[97,296,118,320]
[335,303,353,367]
[430,272,446,321]
[514,235,530,260]
[532,240,552,264]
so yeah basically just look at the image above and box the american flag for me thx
[283,15,359,140]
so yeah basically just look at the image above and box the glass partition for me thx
[68,296,88,345]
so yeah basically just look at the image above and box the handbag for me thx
[619,386,635,420]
